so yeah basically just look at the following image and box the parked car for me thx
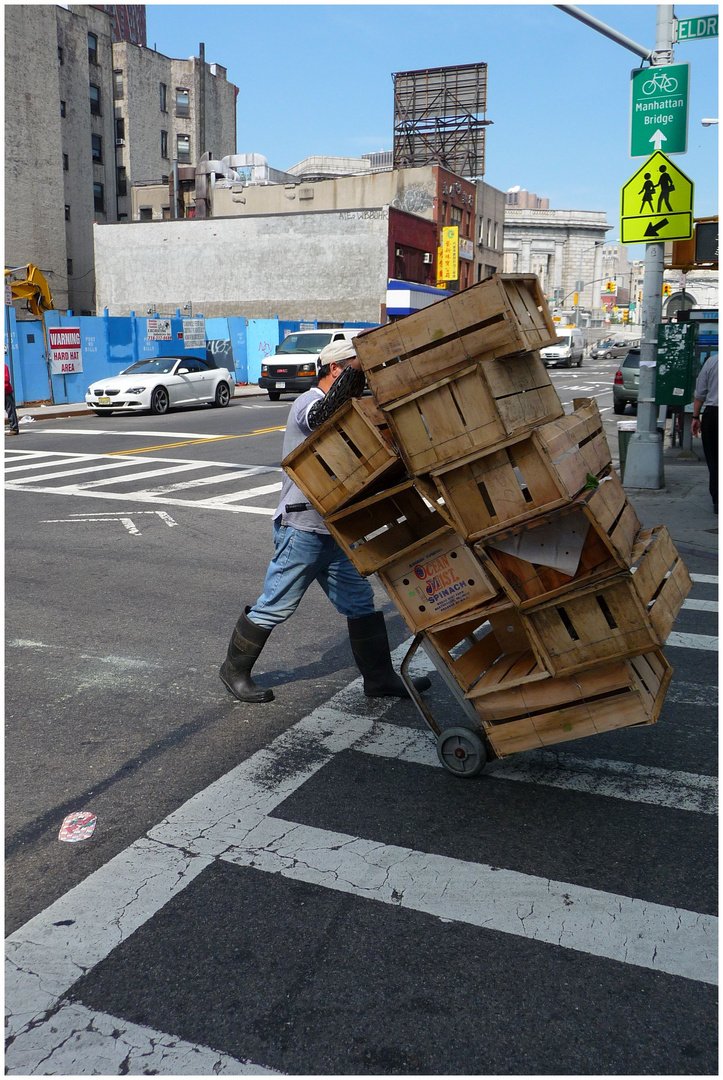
[539,327,585,368]
[613,348,640,414]
[85,356,235,416]
[259,328,363,400]
[592,337,640,360]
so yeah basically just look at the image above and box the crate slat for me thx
[432,399,612,542]
[424,603,547,694]
[475,472,640,609]
[520,526,691,675]
[354,275,560,407]
[384,355,563,476]
[472,650,670,758]
[281,397,404,516]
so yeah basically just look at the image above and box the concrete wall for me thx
[212,166,436,220]
[94,208,391,322]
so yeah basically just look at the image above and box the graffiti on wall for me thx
[392,186,435,214]
[206,338,234,369]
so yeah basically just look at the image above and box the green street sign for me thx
[620,151,694,244]
[676,15,718,41]
[630,63,689,157]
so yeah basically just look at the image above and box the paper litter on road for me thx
[58,812,97,842]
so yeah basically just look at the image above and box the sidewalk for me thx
[8,392,717,560]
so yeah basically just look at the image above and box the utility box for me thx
[655,322,698,407]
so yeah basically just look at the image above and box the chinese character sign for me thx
[440,227,459,282]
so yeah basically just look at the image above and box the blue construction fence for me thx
[4,307,377,406]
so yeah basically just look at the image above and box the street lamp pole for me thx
[576,241,604,327]
[622,4,673,490]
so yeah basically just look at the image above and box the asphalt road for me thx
[5,361,718,1075]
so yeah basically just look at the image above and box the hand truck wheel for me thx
[437,727,487,778]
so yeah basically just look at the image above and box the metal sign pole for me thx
[622,5,675,490]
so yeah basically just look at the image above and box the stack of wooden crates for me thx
[283,274,692,764]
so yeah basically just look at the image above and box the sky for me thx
[147,3,719,260]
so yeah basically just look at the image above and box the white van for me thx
[258,328,363,400]
[539,327,585,368]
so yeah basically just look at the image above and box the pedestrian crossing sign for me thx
[620,151,694,244]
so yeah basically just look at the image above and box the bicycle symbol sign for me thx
[620,151,694,245]
[630,62,689,157]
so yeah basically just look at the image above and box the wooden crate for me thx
[354,275,559,407]
[424,601,548,696]
[431,398,612,542]
[384,353,563,476]
[474,470,641,609]
[472,650,672,759]
[324,478,456,577]
[281,397,404,517]
[521,526,692,676]
[378,528,499,633]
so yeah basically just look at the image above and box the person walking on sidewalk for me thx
[5,363,19,436]
[220,339,431,704]
[691,352,718,514]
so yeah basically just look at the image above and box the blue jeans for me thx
[248,521,376,630]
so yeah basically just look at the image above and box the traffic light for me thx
[573,292,579,306]
[662,283,672,296]
[638,291,643,302]
[606,281,616,293]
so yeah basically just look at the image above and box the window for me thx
[450,206,462,227]
[115,117,125,142]
[63,153,69,172]
[113,70,123,99]
[175,87,190,117]
[116,166,127,196]
[58,46,64,66]
[60,100,66,117]
[161,129,168,158]
[91,134,103,163]
[159,82,167,111]
[89,83,101,115]
[65,205,71,221]
[118,213,128,222]
[161,206,170,219]
[486,218,492,246]
[88,32,98,65]
[93,182,104,213]
[67,259,73,276]
[139,207,153,222]
[176,133,191,162]
[493,222,499,248]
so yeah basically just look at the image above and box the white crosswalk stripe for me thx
[5,450,282,515]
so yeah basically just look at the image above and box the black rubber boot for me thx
[348,611,432,698]
[219,608,274,703]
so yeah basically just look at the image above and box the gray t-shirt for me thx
[694,352,718,409]
[274,387,329,533]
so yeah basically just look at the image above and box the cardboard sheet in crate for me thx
[378,528,498,632]
[472,650,672,758]
[281,397,404,517]
[424,602,548,697]
[431,398,612,542]
[521,526,692,676]
[354,274,559,407]
[475,470,640,610]
[384,353,563,476]
[325,478,456,577]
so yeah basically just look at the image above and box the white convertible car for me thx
[85,356,235,416]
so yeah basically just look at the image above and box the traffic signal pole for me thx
[622,5,674,490]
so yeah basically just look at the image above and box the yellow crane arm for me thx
[5,264,55,317]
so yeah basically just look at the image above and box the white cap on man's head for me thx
[318,339,356,366]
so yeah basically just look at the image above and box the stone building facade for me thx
[503,206,611,324]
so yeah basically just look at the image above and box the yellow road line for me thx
[107,425,286,456]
